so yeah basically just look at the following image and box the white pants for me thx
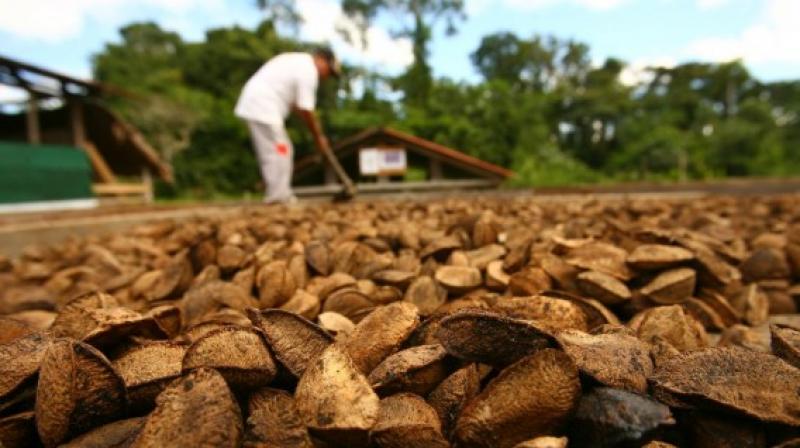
[246,121,294,203]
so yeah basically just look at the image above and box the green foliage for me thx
[168,102,262,198]
[94,23,214,161]
[471,33,590,93]
[404,166,428,181]
[509,147,601,187]
[181,22,297,100]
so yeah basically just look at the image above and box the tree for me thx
[93,23,183,93]
[255,0,303,31]
[341,0,465,106]
[471,32,532,88]
[557,58,631,168]
[180,21,295,99]
[472,33,590,93]
[764,80,800,171]
[93,23,212,162]
[708,97,784,176]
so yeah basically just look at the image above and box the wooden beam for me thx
[83,142,117,184]
[294,128,513,181]
[381,128,514,178]
[429,158,443,180]
[0,55,127,98]
[92,183,149,196]
[294,179,500,196]
[8,67,57,99]
[101,106,173,182]
[69,99,86,147]
[26,95,40,144]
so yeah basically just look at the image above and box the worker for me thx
[235,48,341,203]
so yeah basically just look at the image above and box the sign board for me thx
[359,147,407,176]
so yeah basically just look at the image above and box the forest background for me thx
[90,0,800,198]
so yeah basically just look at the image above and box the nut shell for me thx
[248,309,333,378]
[368,344,450,397]
[576,270,632,305]
[59,416,145,448]
[427,363,480,438]
[112,342,186,412]
[455,349,581,448]
[434,266,482,294]
[35,339,127,448]
[771,324,800,368]
[556,329,653,394]
[182,326,277,389]
[340,302,419,374]
[294,344,379,447]
[568,387,673,447]
[371,393,449,448]
[0,332,52,403]
[131,368,243,448]
[244,388,313,448]
[640,268,696,305]
[650,346,800,425]
[627,244,694,271]
[437,310,553,366]
[404,276,447,316]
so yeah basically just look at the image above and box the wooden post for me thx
[429,158,443,180]
[142,168,154,203]
[69,98,86,147]
[83,142,117,184]
[26,94,40,144]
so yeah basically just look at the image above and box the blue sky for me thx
[1,0,799,101]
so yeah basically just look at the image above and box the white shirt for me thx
[234,53,319,125]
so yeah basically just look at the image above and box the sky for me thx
[1,0,800,102]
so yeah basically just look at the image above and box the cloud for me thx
[0,0,96,42]
[696,0,729,10]
[295,0,414,71]
[0,0,225,43]
[466,0,493,15]
[496,0,628,11]
[686,0,800,66]
[618,56,676,86]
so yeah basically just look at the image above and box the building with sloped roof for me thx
[293,127,513,196]
[0,55,171,211]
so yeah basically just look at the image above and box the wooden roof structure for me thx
[294,127,513,193]
[0,55,105,98]
[0,54,172,198]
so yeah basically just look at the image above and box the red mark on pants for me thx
[276,143,289,156]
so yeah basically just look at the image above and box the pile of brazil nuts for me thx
[1,193,800,448]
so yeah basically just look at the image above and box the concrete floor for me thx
[0,205,244,257]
